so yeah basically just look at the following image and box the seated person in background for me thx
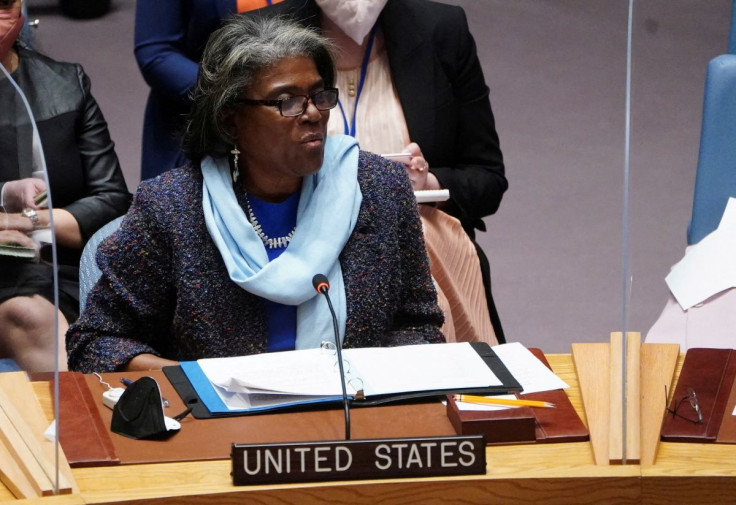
[0,0,132,372]
[66,15,445,373]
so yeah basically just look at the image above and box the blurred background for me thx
[25,0,733,352]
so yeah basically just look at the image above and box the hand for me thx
[0,229,38,250]
[402,143,441,191]
[124,353,180,371]
[2,178,47,212]
[0,211,35,234]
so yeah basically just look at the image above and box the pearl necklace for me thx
[243,191,296,249]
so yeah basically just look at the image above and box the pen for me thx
[455,395,556,408]
[121,378,170,407]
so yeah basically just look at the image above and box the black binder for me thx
[164,342,522,419]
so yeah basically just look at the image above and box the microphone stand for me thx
[314,275,351,440]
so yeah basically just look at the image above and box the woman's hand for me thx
[402,143,441,191]
[0,229,37,249]
[2,178,47,212]
[0,211,35,233]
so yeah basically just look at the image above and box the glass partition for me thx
[628,1,732,342]
[0,36,63,494]
[450,0,736,463]
[442,0,632,457]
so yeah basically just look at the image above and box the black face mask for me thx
[111,376,190,440]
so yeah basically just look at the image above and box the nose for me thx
[299,97,323,122]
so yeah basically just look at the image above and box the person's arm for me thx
[394,6,507,232]
[125,353,179,371]
[1,204,82,249]
[66,182,175,373]
[383,159,445,346]
[134,0,200,104]
[62,65,132,243]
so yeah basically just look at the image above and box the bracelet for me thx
[21,208,40,231]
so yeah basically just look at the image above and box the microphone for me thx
[312,273,351,440]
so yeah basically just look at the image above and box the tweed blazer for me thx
[67,151,445,372]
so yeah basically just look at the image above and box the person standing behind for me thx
[134,0,288,181]
[267,0,508,343]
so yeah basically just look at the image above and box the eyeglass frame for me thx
[664,385,703,424]
[234,88,339,117]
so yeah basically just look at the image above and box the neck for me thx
[1,49,18,74]
[241,174,302,203]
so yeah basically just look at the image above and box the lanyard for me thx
[336,26,377,137]
[236,0,278,12]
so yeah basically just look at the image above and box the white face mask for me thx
[316,0,388,45]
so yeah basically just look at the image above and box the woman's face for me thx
[0,0,22,41]
[231,56,330,198]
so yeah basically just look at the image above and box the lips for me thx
[301,133,324,147]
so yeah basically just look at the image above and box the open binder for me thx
[164,342,521,419]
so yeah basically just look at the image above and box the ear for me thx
[221,108,238,140]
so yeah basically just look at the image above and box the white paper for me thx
[196,342,502,411]
[667,198,736,310]
[345,342,501,397]
[414,189,450,203]
[491,342,569,394]
[200,349,351,396]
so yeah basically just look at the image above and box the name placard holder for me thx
[231,435,486,485]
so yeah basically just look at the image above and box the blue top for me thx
[247,191,300,351]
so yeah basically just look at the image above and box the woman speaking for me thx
[67,15,444,373]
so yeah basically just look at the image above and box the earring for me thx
[230,146,241,183]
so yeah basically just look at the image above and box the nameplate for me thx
[231,435,486,485]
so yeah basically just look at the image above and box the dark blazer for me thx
[66,152,445,373]
[381,0,507,235]
[0,46,132,264]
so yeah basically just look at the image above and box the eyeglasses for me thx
[236,88,339,117]
[664,385,703,424]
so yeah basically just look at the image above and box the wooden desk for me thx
[641,358,736,505]
[2,355,733,505]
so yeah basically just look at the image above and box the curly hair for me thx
[182,15,335,161]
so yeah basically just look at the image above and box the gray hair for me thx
[182,15,335,161]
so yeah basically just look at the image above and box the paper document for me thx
[491,342,569,394]
[666,197,736,310]
[414,189,450,203]
[190,342,508,413]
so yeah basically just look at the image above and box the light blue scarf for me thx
[201,134,362,348]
